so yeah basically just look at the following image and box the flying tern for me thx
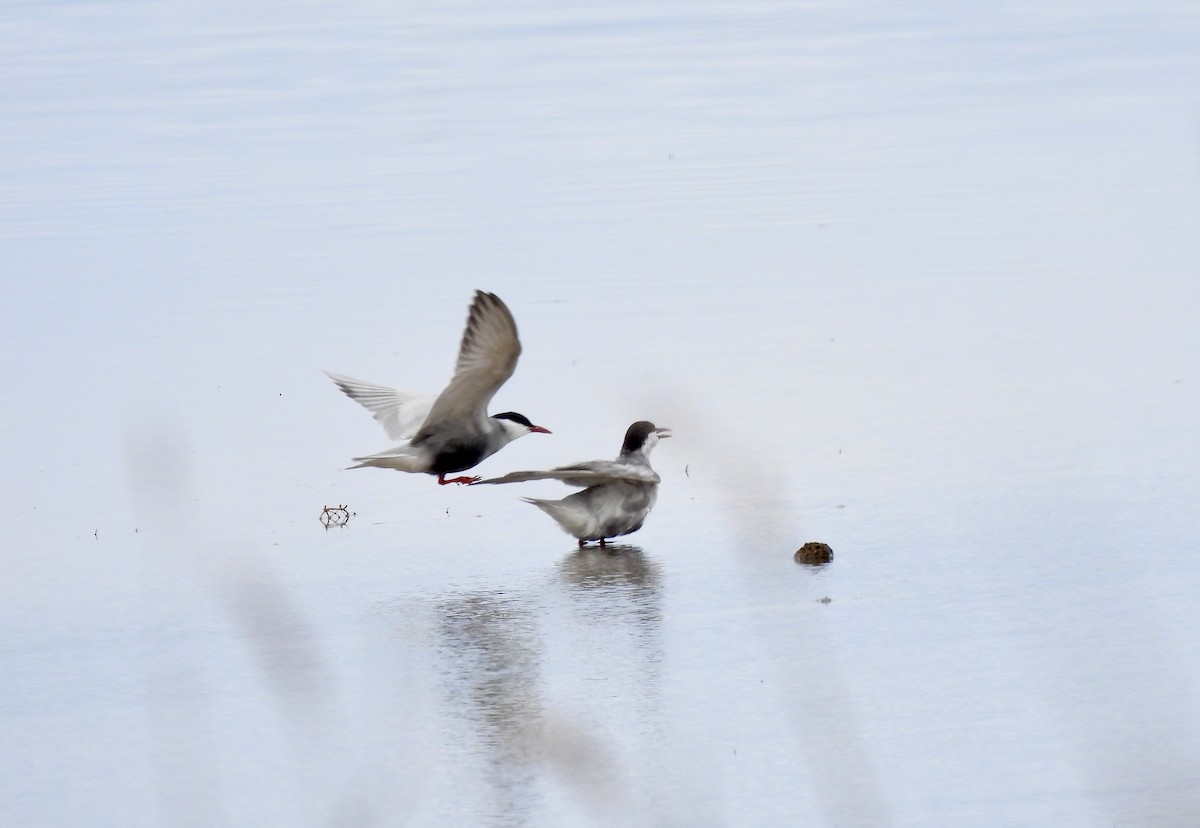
[325,291,550,485]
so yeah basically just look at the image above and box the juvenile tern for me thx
[325,291,550,485]
[475,421,669,545]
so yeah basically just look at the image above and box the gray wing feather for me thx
[476,460,659,487]
[419,291,521,434]
[324,370,436,442]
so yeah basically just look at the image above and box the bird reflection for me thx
[561,548,657,647]
[435,590,541,826]
[428,551,669,823]
[558,544,656,587]
[556,543,662,635]
[554,545,669,820]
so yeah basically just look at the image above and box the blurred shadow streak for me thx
[221,572,337,713]
[220,567,390,826]
[636,392,894,827]
[124,424,225,828]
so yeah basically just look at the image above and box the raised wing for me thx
[475,460,660,488]
[419,291,522,433]
[324,370,436,442]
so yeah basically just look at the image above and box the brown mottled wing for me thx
[417,291,522,437]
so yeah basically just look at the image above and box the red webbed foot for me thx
[438,474,481,486]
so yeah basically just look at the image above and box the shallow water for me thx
[3,1,1200,825]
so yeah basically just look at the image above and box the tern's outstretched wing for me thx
[418,291,521,436]
[476,460,659,488]
[324,370,435,442]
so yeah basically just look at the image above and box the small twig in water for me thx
[320,504,352,528]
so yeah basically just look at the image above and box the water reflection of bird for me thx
[558,546,662,626]
[554,545,667,819]
[474,422,669,546]
[436,591,541,824]
[325,291,550,486]
[558,545,659,590]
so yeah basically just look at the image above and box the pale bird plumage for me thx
[475,421,669,545]
[325,291,549,485]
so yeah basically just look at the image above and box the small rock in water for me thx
[794,541,833,566]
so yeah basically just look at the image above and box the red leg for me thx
[438,473,481,486]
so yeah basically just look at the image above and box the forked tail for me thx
[348,444,426,472]
[523,496,592,539]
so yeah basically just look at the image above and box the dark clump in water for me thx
[794,542,833,566]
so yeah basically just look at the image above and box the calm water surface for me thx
[3,1,1200,825]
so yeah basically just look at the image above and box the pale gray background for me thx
[3,1,1199,825]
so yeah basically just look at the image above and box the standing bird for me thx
[474,421,669,546]
[325,291,550,485]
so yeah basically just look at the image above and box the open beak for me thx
[655,427,672,438]
[530,425,552,434]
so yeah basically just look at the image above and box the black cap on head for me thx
[621,421,658,454]
[494,411,534,427]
